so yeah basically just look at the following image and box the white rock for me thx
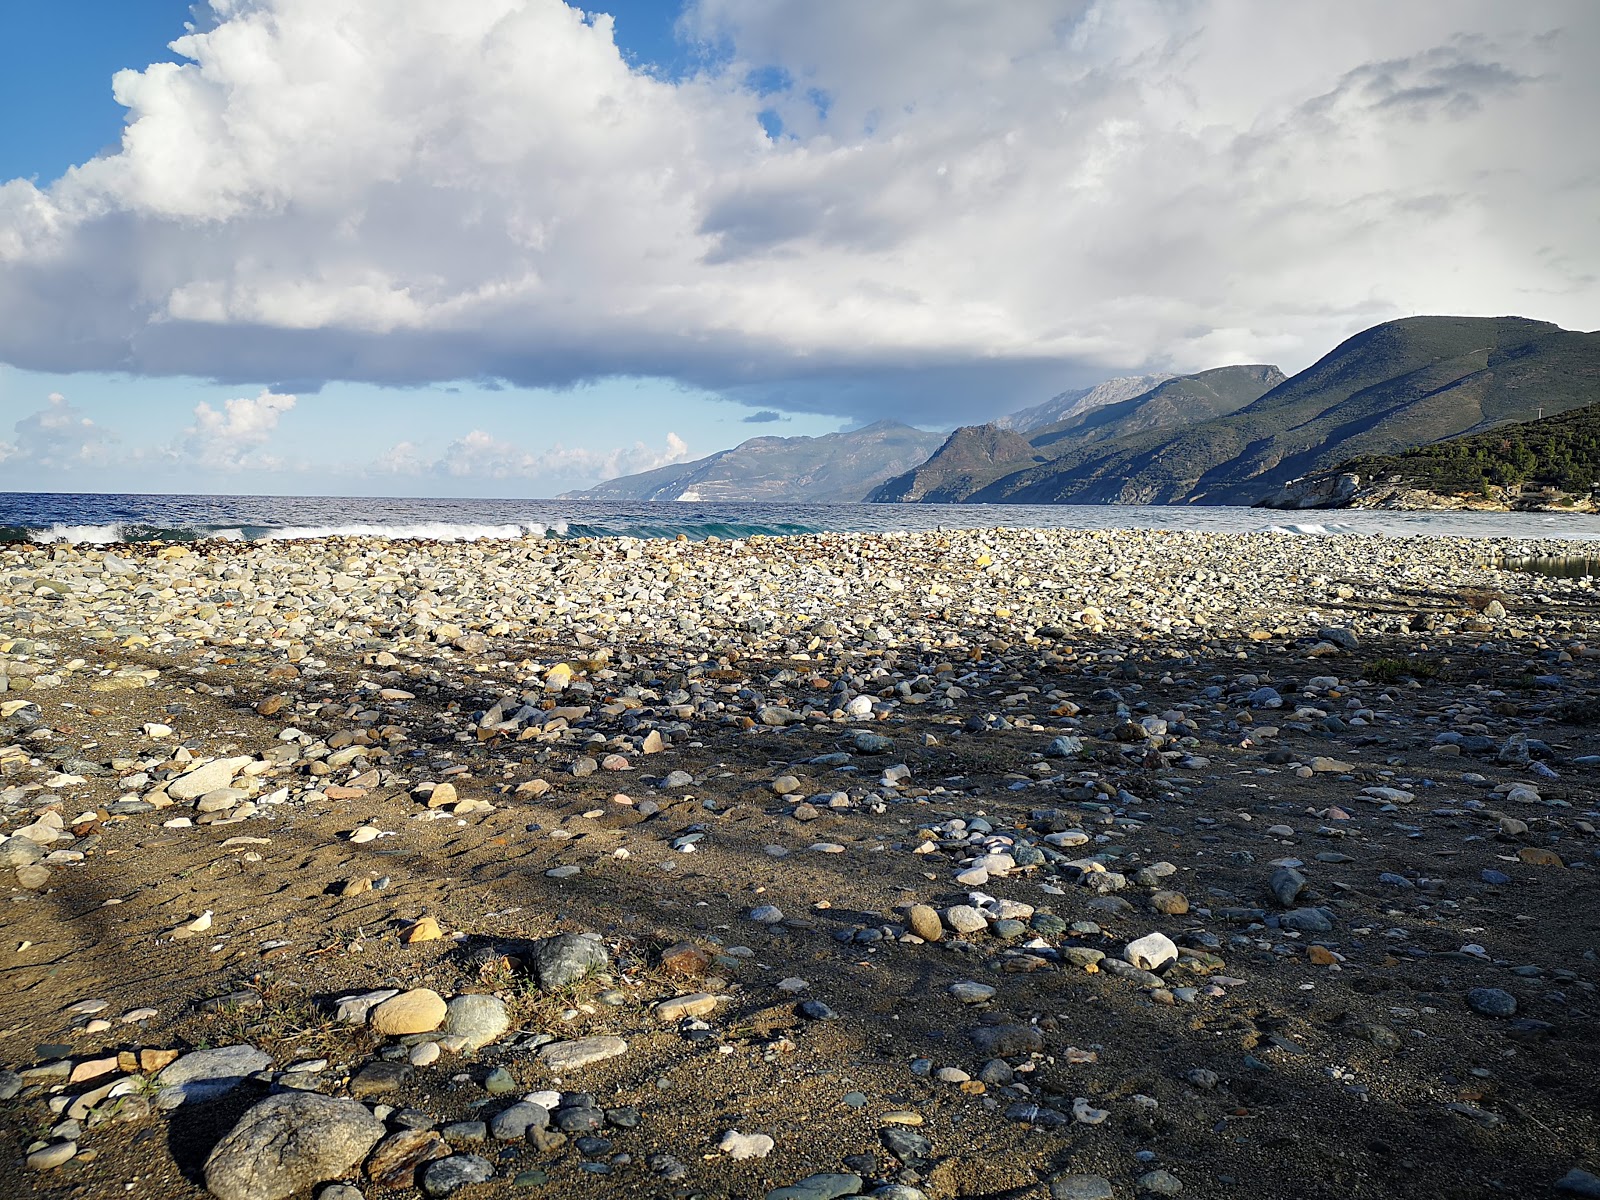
[1124,932,1179,972]
[719,1130,775,1160]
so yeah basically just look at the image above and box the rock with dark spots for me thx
[880,1126,931,1166]
[851,731,894,754]
[203,1093,385,1200]
[1345,1020,1402,1050]
[970,1024,1044,1057]
[1005,1101,1070,1128]
[421,1154,494,1197]
[1051,1179,1115,1200]
[1467,988,1517,1018]
[533,933,609,990]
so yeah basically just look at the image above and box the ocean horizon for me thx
[3,490,1600,546]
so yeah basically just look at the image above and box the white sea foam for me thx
[1258,522,1359,536]
[28,523,126,545]
[259,522,540,542]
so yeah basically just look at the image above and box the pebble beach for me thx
[3,526,1600,1200]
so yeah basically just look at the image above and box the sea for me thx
[2,491,1600,548]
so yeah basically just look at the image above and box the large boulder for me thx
[204,1093,385,1200]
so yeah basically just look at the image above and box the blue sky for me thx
[1,1,1595,497]
[0,0,840,497]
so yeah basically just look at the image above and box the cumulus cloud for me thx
[176,388,296,467]
[6,394,117,468]
[375,429,692,485]
[0,1,1596,424]
[742,409,785,423]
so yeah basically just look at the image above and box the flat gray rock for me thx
[421,1154,494,1197]
[536,1036,628,1072]
[156,1045,273,1109]
[168,756,254,801]
[1051,1176,1116,1200]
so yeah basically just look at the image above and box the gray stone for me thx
[334,990,400,1025]
[168,756,254,800]
[156,1044,273,1109]
[349,1060,412,1098]
[1269,867,1306,907]
[26,1142,77,1171]
[1556,1168,1600,1197]
[203,1093,384,1200]
[765,1173,864,1200]
[1280,907,1335,933]
[1051,1176,1115,1200]
[533,933,609,989]
[1317,626,1359,650]
[0,1069,22,1100]
[421,1154,494,1197]
[850,731,894,754]
[0,835,45,868]
[1467,987,1517,1018]
[968,1024,1044,1057]
[444,995,509,1051]
[488,1101,549,1140]
[537,1036,628,1072]
[1138,1169,1183,1196]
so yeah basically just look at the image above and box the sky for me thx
[1,0,1597,497]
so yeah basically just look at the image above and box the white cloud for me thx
[176,388,296,467]
[6,394,117,468]
[0,0,1596,424]
[376,429,692,485]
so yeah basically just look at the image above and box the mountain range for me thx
[561,420,944,504]
[571,315,1600,506]
[992,374,1173,432]
[870,365,1285,502]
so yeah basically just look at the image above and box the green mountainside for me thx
[866,424,1041,503]
[869,365,1282,503]
[893,316,1600,506]
[1337,401,1600,496]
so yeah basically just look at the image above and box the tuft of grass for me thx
[1362,655,1440,683]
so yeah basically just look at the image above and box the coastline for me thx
[3,527,1599,1200]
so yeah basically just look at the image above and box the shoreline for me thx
[3,528,1600,1200]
